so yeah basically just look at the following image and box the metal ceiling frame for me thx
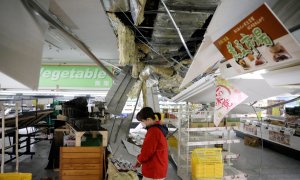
[160,0,194,60]
[114,3,189,72]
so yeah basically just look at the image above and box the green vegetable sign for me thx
[39,65,112,89]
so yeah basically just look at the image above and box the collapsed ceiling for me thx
[103,0,219,98]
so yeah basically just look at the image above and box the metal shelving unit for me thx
[174,107,247,180]
[236,118,300,151]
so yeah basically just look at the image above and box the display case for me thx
[236,117,300,151]
[171,107,247,180]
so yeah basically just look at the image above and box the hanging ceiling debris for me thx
[104,0,219,98]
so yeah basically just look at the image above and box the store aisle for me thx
[231,137,300,180]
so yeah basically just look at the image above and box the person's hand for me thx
[133,161,141,169]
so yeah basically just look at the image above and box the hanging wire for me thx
[160,0,194,60]
[114,3,189,72]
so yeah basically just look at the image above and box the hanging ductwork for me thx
[158,73,183,95]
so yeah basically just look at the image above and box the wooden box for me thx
[60,147,104,180]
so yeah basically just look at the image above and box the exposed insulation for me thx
[150,66,174,79]
[105,0,219,98]
[136,43,150,59]
[174,59,192,71]
[127,80,142,99]
[171,87,181,94]
[108,13,137,66]
[146,78,158,88]
[132,62,145,78]
[118,24,137,66]
[159,74,183,91]
[136,43,150,54]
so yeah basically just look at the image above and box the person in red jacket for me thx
[134,107,169,180]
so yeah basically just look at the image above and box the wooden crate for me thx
[60,147,104,180]
[66,123,108,147]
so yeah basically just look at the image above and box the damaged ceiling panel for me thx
[102,0,130,12]
[104,0,219,98]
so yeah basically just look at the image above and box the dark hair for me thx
[154,113,161,121]
[138,107,155,121]
[136,112,141,121]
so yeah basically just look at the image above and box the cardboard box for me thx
[244,135,260,147]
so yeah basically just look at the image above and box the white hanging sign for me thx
[214,77,248,126]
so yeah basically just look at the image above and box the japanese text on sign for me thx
[226,27,273,61]
[215,85,233,110]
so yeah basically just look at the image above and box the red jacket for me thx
[137,122,168,178]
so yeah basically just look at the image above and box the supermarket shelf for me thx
[187,138,240,146]
[182,126,237,132]
[235,128,300,151]
[175,109,246,180]
[179,132,240,146]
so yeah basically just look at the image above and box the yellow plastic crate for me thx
[0,173,32,180]
[191,148,223,179]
